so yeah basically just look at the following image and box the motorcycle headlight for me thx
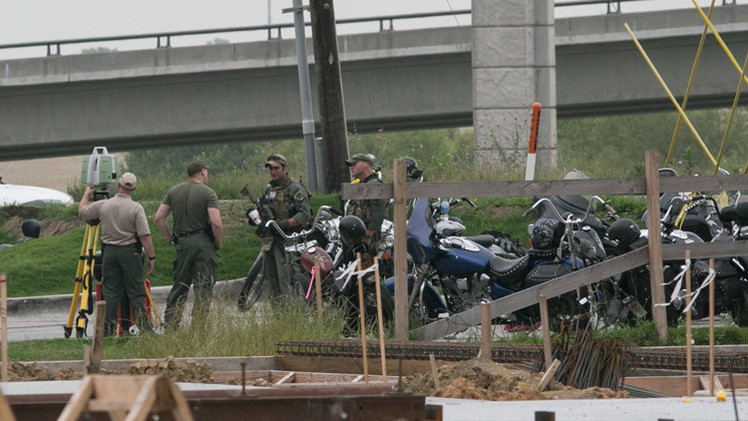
[382,234,394,249]
[325,224,339,241]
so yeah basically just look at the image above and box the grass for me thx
[9,299,347,362]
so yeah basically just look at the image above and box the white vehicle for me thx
[0,178,74,207]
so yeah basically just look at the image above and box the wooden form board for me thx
[213,369,399,385]
[275,355,453,377]
[625,374,748,397]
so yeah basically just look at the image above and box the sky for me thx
[0,0,738,60]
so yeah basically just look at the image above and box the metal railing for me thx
[0,0,736,57]
[0,9,470,57]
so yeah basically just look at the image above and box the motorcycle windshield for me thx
[407,198,436,263]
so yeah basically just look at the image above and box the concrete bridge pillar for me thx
[472,0,557,172]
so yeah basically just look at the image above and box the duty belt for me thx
[176,231,204,238]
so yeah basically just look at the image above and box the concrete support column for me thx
[472,0,557,171]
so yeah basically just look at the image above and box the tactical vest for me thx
[347,176,382,230]
[259,178,307,233]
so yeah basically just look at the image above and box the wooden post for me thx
[91,301,106,374]
[685,250,692,397]
[314,265,323,317]
[537,358,561,392]
[309,0,350,192]
[356,253,369,385]
[709,258,715,397]
[479,302,492,361]
[538,295,553,370]
[429,353,440,390]
[644,150,668,342]
[393,159,408,340]
[1,273,7,383]
[373,257,387,378]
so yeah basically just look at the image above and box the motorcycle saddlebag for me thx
[523,263,572,289]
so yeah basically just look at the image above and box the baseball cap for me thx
[265,154,287,168]
[345,153,375,167]
[119,172,137,189]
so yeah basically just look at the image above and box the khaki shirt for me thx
[80,193,150,245]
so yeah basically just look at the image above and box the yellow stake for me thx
[623,23,717,167]
[713,49,748,175]
[665,0,716,167]
[690,0,748,87]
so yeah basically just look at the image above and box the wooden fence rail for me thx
[342,174,748,200]
[340,151,748,341]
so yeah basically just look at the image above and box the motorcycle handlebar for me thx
[264,205,335,241]
[524,195,606,225]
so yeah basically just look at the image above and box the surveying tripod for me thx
[65,190,108,338]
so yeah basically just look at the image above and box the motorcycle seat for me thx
[464,234,495,248]
[693,259,738,279]
[488,254,529,290]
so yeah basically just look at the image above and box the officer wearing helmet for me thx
[256,154,311,298]
[345,153,388,256]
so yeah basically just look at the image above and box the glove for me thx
[277,219,290,232]
[255,225,268,238]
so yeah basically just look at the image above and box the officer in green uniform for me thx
[155,161,223,329]
[345,154,387,254]
[256,154,311,298]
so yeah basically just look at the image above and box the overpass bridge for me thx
[1,4,747,160]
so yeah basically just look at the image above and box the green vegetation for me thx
[9,299,346,361]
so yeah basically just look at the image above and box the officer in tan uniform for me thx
[79,172,155,336]
[255,154,311,298]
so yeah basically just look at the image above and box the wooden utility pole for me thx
[310,0,350,193]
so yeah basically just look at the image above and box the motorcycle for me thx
[657,195,748,326]
[237,205,342,311]
[237,206,395,330]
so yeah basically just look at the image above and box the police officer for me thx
[154,161,223,329]
[79,172,155,336]
[345,154,387,253]
[256,154,311,298]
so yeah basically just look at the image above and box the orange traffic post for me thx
[525,103,542,181]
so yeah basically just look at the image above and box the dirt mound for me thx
[127,357,213,383]
[403,359,627,401]
[8,358,212,384]
[2,214,83,242]
[8,362,84,382]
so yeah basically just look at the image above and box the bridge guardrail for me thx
[0,0,700,57]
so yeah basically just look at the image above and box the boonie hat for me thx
[265,154,287,168]
[345,153,375,167]
[119,172,137,189]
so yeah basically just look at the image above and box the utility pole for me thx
[310,0,349,193]
[286,0,319,192]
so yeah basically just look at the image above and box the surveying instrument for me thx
[64,147,118,338]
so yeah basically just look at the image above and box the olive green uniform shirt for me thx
[161,181,219,234]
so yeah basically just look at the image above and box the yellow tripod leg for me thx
[76,224,100,337]
[144,284,162,326]
[65,224,93,337]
